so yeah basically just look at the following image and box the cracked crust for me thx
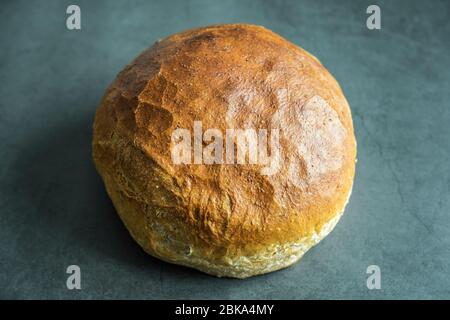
[92,24,356,278]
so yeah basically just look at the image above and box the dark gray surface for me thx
[1,0,449,299]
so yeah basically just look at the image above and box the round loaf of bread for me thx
[92,24,356,278]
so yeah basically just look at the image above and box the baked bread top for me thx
[93,24,356,267]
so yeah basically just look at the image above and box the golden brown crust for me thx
[92,24,356,278]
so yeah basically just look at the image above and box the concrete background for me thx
[1,0,449,299]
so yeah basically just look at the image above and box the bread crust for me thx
[92,24,356,278]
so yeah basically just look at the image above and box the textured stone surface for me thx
[1,0,450,299]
